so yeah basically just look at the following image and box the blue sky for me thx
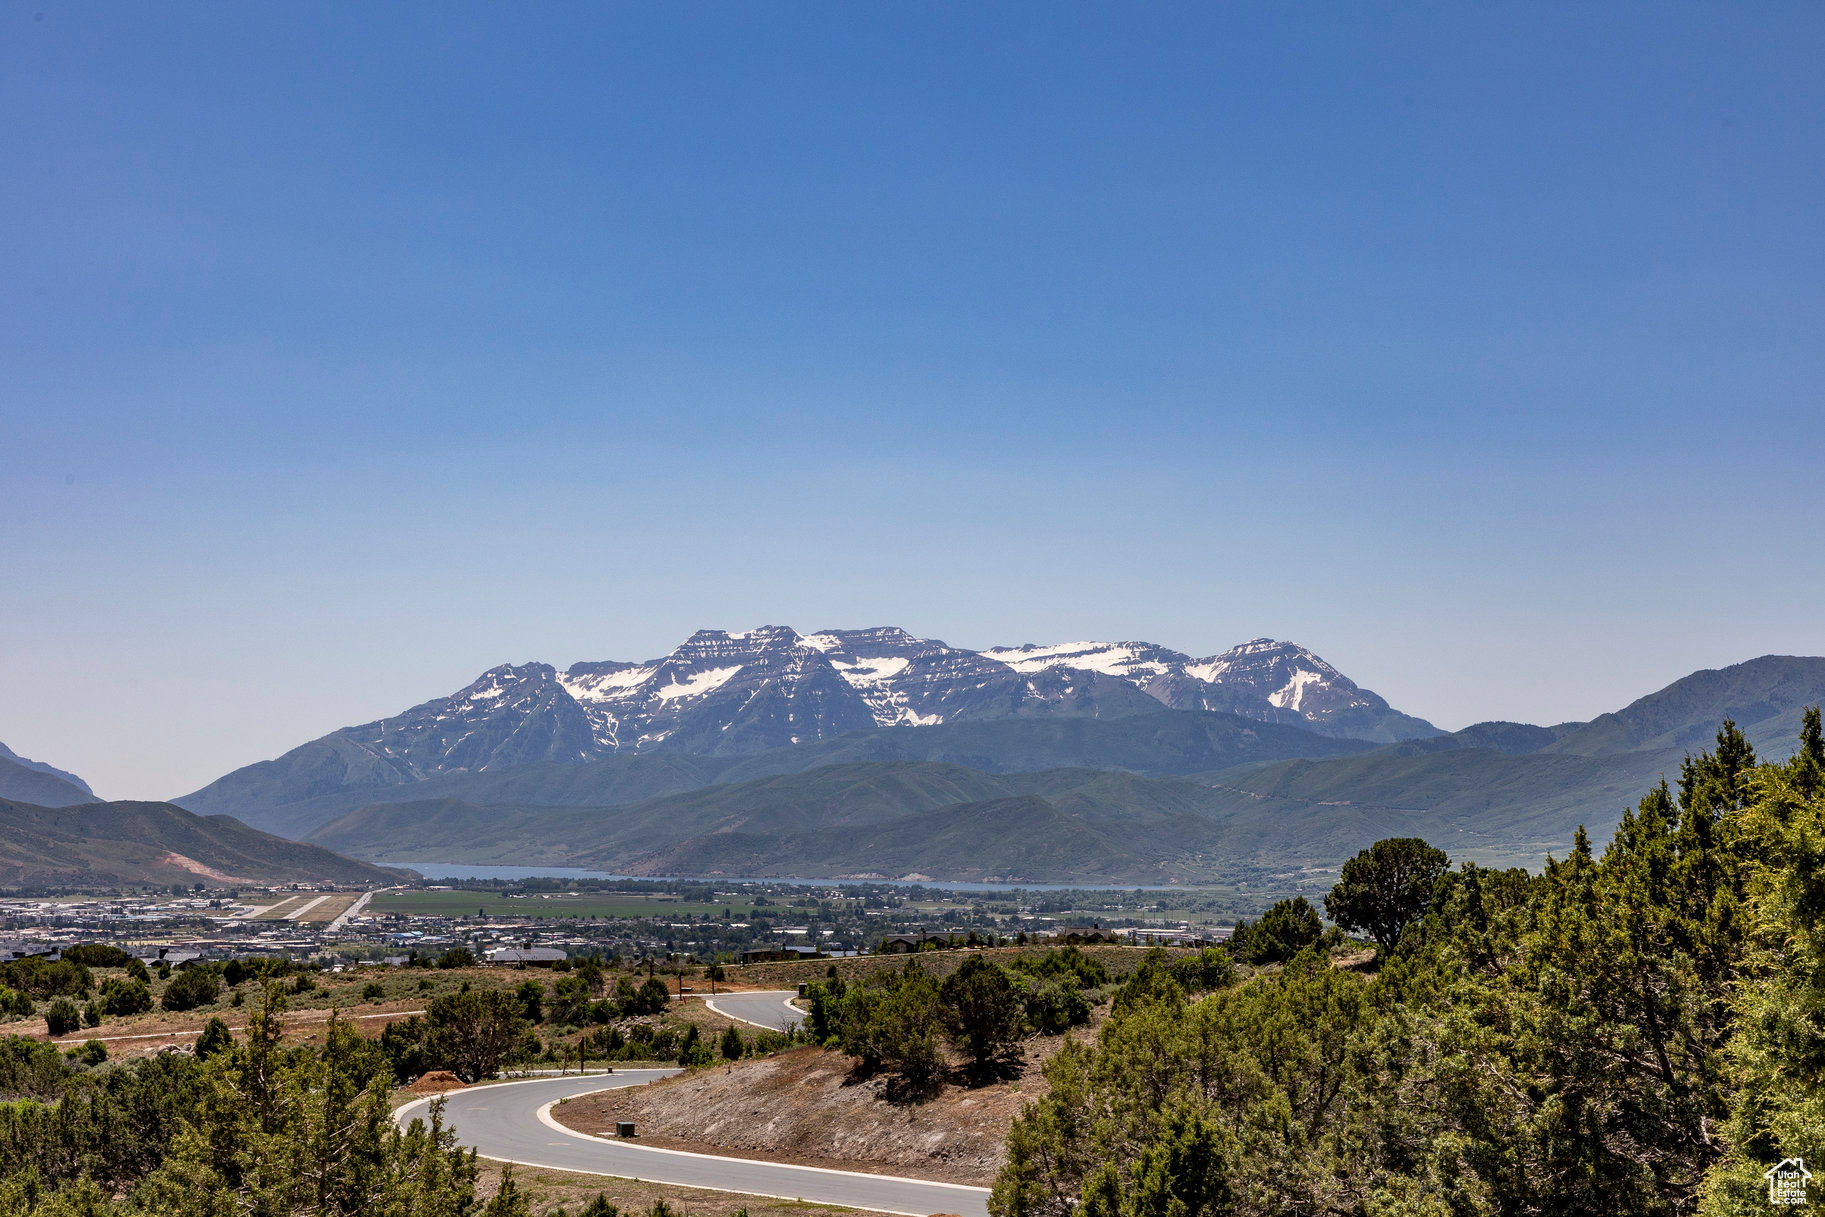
[3,3,1822,799]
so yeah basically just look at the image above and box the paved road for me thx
[703,990,804,1032]
[399,1071,991,1217]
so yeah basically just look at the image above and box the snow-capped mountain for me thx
[984,637,1435,741]
[218,626,1435,787]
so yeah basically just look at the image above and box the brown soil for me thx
[403,1070,467,1094]
[552,1039,1078,1186]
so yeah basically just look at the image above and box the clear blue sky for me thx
[3,3,1822,799]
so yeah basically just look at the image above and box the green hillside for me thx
[312,756,1578,883]
[0,797,405,888]
[1545,654,1825,756]
[0,755,97,808]
[189,707,1371,839]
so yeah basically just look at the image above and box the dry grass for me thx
[725,943,1188,990]
[29,964,530,1056]
[478,1159,893,1217]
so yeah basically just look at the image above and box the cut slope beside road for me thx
[401,1072,990,1217]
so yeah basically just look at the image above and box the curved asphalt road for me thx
[703,989,804,1032]
[399,1071,991,1217]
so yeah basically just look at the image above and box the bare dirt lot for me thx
[552,1034,1084,1187]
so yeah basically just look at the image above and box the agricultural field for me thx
[368,888,760,920]
[294,890,365,923]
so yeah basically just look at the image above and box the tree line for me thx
[991,713,1825,1217]
[798,945,1234,1097]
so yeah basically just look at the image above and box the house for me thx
[740,945,821,964]
[486,946,567,967]
[135,948,205,970]
[876,932,958,954]
[0,944,60,964]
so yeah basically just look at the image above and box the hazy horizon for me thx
[5,4,1823,799]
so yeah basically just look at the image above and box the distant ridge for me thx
[0,742,96,808]
[180,626,1433,836]
[175,639,1825,885]
[0,796,404,888]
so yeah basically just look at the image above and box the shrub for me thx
[45,999,81,1037]
[1111,950,1186,1013]
[549,975,592,1026]
[436,947,478,970]
[1022,976,1092,1034]
[676,1024,713,1067]
[363,982,386,1003]
[160,967,221,1012]
[291,973,316,994]
[1009,946,1107,989]
[0,986,33,1019]
[425,990,527,1082]
[126,958,151,984]
[804,977,847,1042]
[379,1015,430,1083]
[221,956,297,987]
[1,958,92,999]
[626,978,670,1016]
[1168,947,1235,994]
[100,979,153,1017]
[941,956,1026,1080]
[720,1025,745,1060]
[1231,897,1323,966]
[837,961,947,1093]
[514,980,544,1022]
[61,944,132,969]
[71,1039,107,1067]
[194,1017,233,1060]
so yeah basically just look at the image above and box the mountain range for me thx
[179,628,1435,839]
[0,796,402,888]
[0,742,97,808]
[168,627,1825,885]
[0,741,402,888]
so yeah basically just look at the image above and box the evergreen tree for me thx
[1323,836,1448,954]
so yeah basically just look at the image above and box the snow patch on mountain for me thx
[654,665,744,701]
[560,666,657,700]
[830,656,911,686]
[293,626,1436,782]
[1269,668,1326,711]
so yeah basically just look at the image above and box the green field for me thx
[368,889,759,919]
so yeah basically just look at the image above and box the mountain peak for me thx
[179,623,1442,835]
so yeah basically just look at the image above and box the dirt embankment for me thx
[552,1040,1075,1186]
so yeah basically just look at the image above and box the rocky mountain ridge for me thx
[177,626,1436,834]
